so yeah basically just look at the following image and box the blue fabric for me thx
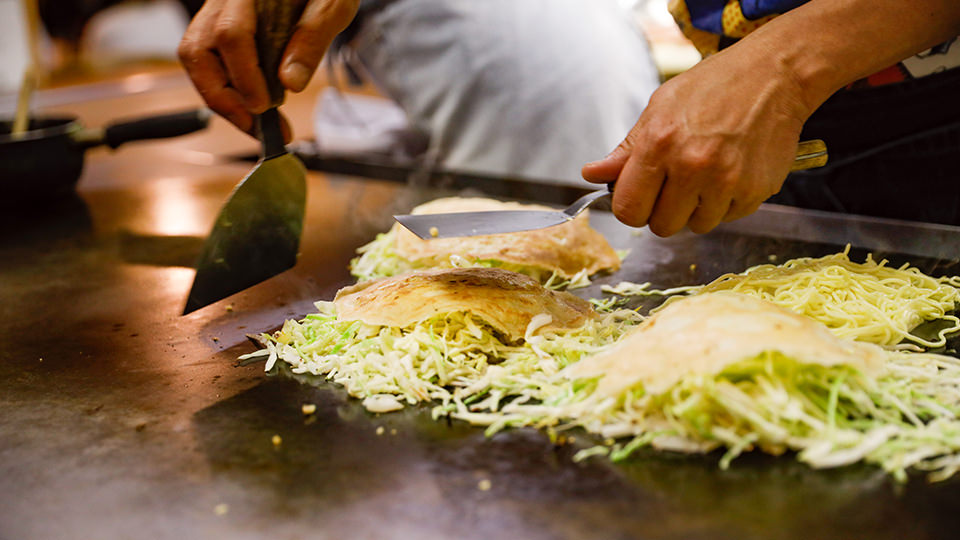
[685,0,727,33]
[740,0,808,19]
[685,0,810,32]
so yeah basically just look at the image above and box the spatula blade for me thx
[394,210,571,239]
[183,152,305,314]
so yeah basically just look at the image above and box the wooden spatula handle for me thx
[791,139,828,171]
[255,0,308,107]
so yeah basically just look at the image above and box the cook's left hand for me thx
[178,0,360,139]
[581,45,811,237]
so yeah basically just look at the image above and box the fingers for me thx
[687,196,733,234]
[582,145,631,183]
[610,149,666,229]
[281,0,361,92]
[189,51,255,133]
[646,175,702,237]
[686,169,738,234]
[180,0,341,137]
[179,0,255,133]
[214,0,270,113]
[723,197,763,223]
[603,134,755,236]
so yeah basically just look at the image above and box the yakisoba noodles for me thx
[603,246,960,348]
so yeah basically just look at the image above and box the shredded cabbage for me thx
[243,247,960,483]
[250,301,642,412]
[603,246,960,348]
[451,350,960,483]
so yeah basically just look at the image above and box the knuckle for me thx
[687,223,708,235]
[646,209,678,237]
[646,129,673,154]
[647,218,673,238]
[687,216,717,235]
[213,22,246,47]
[712,174,740,198]
[611,199,646,229]
[177,39,200,62]
[680,143,723,173]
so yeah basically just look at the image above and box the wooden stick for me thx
[11,67,36,137]
[11,0,42,137]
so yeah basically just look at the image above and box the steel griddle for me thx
[3,154,960,538]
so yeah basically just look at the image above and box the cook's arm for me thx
[582,0,960,237]
[177,0,360,138]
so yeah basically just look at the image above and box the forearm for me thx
[585,0,960,236]
[732,0,960,115]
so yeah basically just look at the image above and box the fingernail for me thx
[282,61,312,92]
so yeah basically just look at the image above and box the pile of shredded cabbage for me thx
[247,248,960,482]
[449,349,960,483]
[349,229,597,289]
[242,301,641,413]
[603,246,960,348]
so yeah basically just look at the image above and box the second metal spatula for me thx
[395,139,828,240]
[183,0,307,314]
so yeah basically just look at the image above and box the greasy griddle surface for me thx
[4,196,960,540]
[263,213,960,540]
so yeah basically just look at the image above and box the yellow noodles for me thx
[659,246,960,348]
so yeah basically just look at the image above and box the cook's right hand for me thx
[581,45,813,237]
[178,0,360,139]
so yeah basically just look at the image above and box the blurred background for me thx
[0,0,701,192]
[0,0,698,94]
[1,0,200,92]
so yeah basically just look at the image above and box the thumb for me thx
[279,0,360,92]
[581,136,635,183]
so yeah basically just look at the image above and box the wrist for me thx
[736,20,844,119]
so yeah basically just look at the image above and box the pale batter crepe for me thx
[565,291,886,398]
[351,197,621,283]
[335,267,598,342]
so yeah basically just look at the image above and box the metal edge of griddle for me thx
[238,145,960,261]
[234,145,596,207]
[722,203,960,262]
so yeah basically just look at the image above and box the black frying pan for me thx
[0,108,211,198]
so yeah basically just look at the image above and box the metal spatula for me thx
[395,139,828,239]
[183,0,307,314]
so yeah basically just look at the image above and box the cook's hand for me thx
[581,47,812,237]
[178,0,360,139]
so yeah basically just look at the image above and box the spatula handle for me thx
[255,0,308,107]
[791,139,828,171]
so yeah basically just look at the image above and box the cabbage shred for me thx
[451,351,960,483]
[603,246,960,348]
[249,301,642,412]
[246,248,960,483]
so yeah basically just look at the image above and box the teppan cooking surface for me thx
[4,72,960,540]
[5,174,960,540]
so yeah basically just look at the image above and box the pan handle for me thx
[73,108,212,149]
